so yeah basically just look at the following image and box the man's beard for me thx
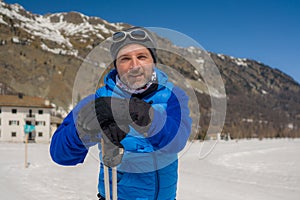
[120,67,153,90]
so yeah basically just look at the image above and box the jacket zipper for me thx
[152,153,159,200]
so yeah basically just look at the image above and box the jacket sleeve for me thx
[50,94,95,166]
[147,86,192,153]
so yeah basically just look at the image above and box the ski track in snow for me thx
[1,139,300,200]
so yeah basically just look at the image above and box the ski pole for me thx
[103,166,117,200]
[101,139,111,199]
[112,166,117,200]
[101,139,119,200]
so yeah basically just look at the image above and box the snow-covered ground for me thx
[1,139,300,200]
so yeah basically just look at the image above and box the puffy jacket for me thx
[50,68,192,200]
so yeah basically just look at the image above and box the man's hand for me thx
[101,121,128,167]
[76,99,102,145]
[100,120,129,148]
[76,97,130,145]
[129,97,154,132]
[76,96,153,146]
[95,97,132,125]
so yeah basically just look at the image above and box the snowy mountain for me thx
[0,1,126,55]
[0,1,299,139]
[0,1,130,107]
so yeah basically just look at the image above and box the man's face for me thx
[116,44,154,90]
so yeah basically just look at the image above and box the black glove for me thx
[129,97,154,131]
[93,97,153,128]
[76,100,102,146]
[94,97,131,147]
[95,97,132,125]
[76,97,131,146]
[100,120,129,148]
[101,121,127,167]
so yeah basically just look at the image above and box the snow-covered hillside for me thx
[0,1,122,47]
[1,139,299,200]
[0,1,126,58]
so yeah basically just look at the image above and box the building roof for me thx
[0,94,53,108]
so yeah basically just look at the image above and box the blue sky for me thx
[4,0,300,83]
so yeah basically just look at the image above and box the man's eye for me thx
[138,55,147,59]
[120,57,130,62]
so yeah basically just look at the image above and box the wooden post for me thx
[25,133,28,168]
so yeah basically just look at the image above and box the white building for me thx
[0,94,53,143]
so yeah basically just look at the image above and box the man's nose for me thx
[131,57,140,68]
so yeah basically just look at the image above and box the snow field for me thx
[0,139,300,200]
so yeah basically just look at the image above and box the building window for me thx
[28,109,34,117]
[9,120,19,125]
[12,109,17,114]
[36,121,46,126]
[38,132,43,137]
[11,132,17,137]
[38,110,43,115]
[0,108,1,113]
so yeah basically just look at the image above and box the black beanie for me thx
[110,27,157,67]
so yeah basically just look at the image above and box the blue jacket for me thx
[50,68,192,200]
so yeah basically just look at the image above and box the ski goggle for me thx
[112,29,153,43]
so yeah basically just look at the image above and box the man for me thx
[50,27,192,200]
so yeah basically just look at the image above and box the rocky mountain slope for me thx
[0,1,299,139]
